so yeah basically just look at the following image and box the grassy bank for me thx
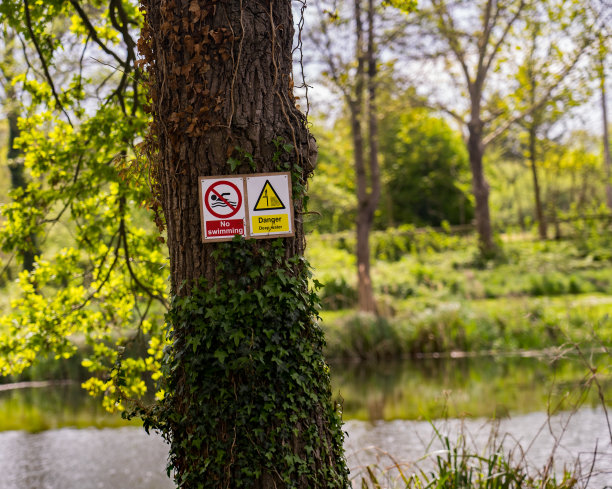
[307,228,612,359]
[320,294,612,360]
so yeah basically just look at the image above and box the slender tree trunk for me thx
[528,125,547,239]
[352,0,378,313]
[5,73,37,272]
[467,117,494,255]
[352,96,376,312]
[363,0,381,313]
[601,47,612,210]
[139,2,348,487]
[349,81,373,313]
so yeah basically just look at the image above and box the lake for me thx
[1,355,611,488]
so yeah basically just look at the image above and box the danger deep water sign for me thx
[199,172,294,242]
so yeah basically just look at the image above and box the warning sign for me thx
[199,172,294,242]
[199,177,247,242]
[246,173,294,239]
[253,180,286,211]
[252,214,290,234]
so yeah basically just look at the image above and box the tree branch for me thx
[69,0,128,70]
[23,0,73,126]
[118,198,169,310]
[481,0,526,81]
[430,0,473,91]
[483,36,593,147]
[311,5,352,103]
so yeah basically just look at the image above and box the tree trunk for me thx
[350,80,374,312]
[350,82,375,313]
[139,1,348,487]
[352,0,379,314]
[601,46,612,210]
[366,0,381,298]
[467,118,495,256]
[528,125,547,240]
[5,77,37,272]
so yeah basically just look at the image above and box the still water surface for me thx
[1,355,611,488]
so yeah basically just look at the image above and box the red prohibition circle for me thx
[204,180,242,219]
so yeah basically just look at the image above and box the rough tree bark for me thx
[142,1,316,289]
[139,1,348,487]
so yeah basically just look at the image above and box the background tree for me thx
[509,2,593,240]
[388,0,597,255]
[309,0,413,312]
[0,27,38,272]
[598,33,612,210]
[590,0,612,210]
[137,1,349,486]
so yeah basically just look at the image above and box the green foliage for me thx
[379,108,474,227]
[135,240,349,488]
[0,103,168,410]
[383,0,418,13]
[308,107,473,233]
[307,121,357,233]
[561,204,612,260]
[487,130,605,232]
[0,0,168,413]
[319,277,358,310]
[228,146,256,172]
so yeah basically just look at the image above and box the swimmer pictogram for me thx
[204,180,242,219]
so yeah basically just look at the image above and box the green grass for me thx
[320,295,612,360]
[311,234,612,306]
[358,430,578,488]
[309,229,612,358]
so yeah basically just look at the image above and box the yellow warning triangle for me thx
[254,180,285,211]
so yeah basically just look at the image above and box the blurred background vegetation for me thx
[0,0,611,388]
[1,1,612,486]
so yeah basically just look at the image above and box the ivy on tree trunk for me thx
[137,1,349,487]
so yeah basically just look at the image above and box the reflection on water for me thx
[1,355,608,430]
[0,428,173,489]
[0,354,610,488]
[331,354,612,421]
[0,410,610,489]
[0,383,138,432]
[344,407,612,487]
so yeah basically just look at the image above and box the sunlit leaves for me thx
[383,0,418,14]
[0,0,168,412]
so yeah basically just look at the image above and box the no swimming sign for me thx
[199,172,294,242]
